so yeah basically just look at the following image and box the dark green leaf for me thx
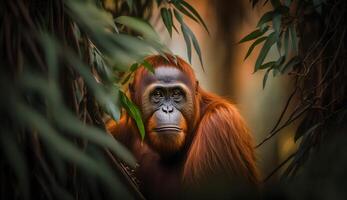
[180,0,210,34]
[281,56,300,73]
[263,68,272,89]
[313,0,322,14]
[173,2,198,23]
[161,8,173,37]
[170,8,179,33]
[255,32,278,71]
[244,36,268,60]
[181,25,192,63]
[272,13,282,35]
[119,91,145,140]
[259,61,276,70]
[239,26,268,43]
[257,11,274,28]
[142,60,155,74]
[270,0,281,8]
[174,8,184,24]
[0,133,29,197]
[284,28,290,57]
[130,63,139,71]
[289,24,298,54]
[185,25,204,70]
[115,16,159,41]
[13,102,131,198]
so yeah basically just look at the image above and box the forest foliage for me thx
[0,0,207,199]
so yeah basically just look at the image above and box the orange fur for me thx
[107,55,259,197]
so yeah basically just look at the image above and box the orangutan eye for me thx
[151,89,164,102]
[172,88,184,102]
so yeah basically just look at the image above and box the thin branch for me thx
[263,152,296,182]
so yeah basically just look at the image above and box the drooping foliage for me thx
[243,0,347,180]
[0,0,207,199]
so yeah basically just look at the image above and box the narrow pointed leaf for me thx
[161,8,173,37]
[263,68,272,89]
[119,91,145,140]
[180,0,210,34]
[244,36,267,60]
[255,32,278,71]
[239,26,268,43]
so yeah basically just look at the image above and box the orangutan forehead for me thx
[142,66,194,88]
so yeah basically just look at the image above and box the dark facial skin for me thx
[139,67,195,155]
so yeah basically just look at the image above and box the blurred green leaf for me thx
[180,0,210,34]
[119,91,145,140]
[0,132,29,199]
[20,73,136,166]
[161,8,173,37]
[313,0,323,14]
[289,24,298,54]
[257,11,275,28]
[185,25,204,69]
[130,63,139,72]
[239,26,269,43]
[272,13,282,35]
[263,67,272,89]
[284,28,290,57]
[281,56,300,74]
[244,36,268,60]
[115,16,159,42]
[173,2,198,23]
[142,60,155,74]
[259,61,276,70]
[255,32,278,71]
[13,102,131,198]
[181,25,192,63]
[270,0,281,8]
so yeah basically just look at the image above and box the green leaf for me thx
[174,8,184,24]
[173,2,198,23]
[13,102,131,198]
[313,0,323,14]
[180,0,210,34]
[20,73,135,166]
[0,133,29,198]
[186,26,204,70]
[284,0,292,7]
[175,9,192,63]
[270,0,281,8]
[284,28,290,57]
[259,61,276,70]
[244,36,268,60]
[239,26,269,43]
[121,73,133,85]
[263,68,272,89]
[115,16,159,41]
[257,11,275,28]
[289,24,298,54]
[119,91,145,140]
[161,8,173,37]
[129,63,139,72]
[255,32,278,71]
[274,55,285,75]
[181,25,192,63]
[281,56,300,73]
[142,60,155,74]
[170,8,179,33]
[272,13,282,35]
